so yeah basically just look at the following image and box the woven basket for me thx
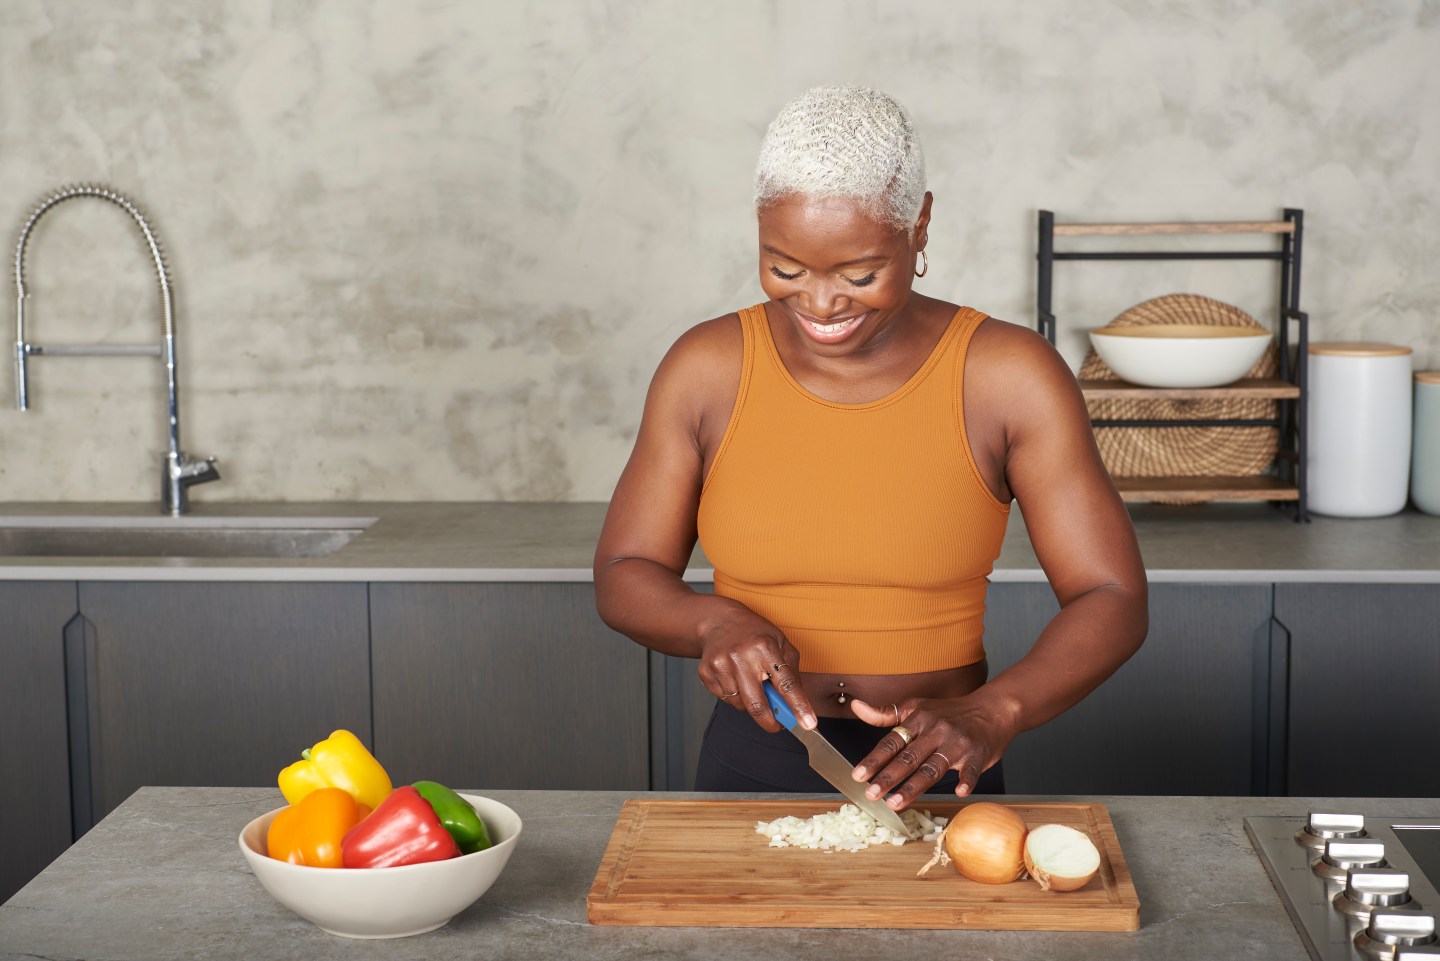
[1081,293,1279,503]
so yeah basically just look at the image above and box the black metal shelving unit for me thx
[1036,209,1310,521]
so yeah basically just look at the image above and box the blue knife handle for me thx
[762,679,798,731]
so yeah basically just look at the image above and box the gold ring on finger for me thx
[933,751,953,769]
[719,691,739,699]
[892,725,913,746]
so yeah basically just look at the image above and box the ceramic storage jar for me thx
[1413,371,1440,516]
[1306,342,1414,517]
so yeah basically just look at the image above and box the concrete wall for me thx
[2,0,1435,502]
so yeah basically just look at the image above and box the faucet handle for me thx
[171,452,221,483]
[188,454,221,482]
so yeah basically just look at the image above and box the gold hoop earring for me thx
[914,250,928,278]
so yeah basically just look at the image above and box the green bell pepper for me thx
[412,780,491,854]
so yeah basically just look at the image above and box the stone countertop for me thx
[2,787,1438,961]
[0,500,1437,582]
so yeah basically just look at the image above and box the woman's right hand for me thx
[696,603,817,733]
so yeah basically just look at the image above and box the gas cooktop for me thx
[1246,812,1440,960]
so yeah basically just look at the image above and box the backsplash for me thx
[2,1,1434,502]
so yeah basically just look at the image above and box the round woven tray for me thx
[1081,293,1279,503]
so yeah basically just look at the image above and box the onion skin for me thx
[1023,823,1100,892]
[942,802,1028,884]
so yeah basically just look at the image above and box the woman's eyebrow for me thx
[762,245,888,267]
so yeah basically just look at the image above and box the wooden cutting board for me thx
[587,798,1140,930]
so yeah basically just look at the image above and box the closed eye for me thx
[847,273,877,287]
[770,266,802,281]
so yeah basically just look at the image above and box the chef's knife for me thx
[761,680,910,835]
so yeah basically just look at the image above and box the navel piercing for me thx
[833,681,847,705]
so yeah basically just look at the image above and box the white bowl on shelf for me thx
[1088,324,1271,388]
[238,793,522,939]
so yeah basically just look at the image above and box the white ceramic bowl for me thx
[239,793,522,939]
[1088,324,1271,388]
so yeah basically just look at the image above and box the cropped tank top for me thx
[696,304,1010,675]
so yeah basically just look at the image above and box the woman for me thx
[594,85,1147,814]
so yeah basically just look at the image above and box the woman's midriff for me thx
[800,661,989,718]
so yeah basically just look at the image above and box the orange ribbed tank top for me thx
[697,304,1010,675]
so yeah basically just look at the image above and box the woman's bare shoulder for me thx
[652,311,743,396]
[666,311,743,364]
[968,315,1076,389]
[641,310,747,443]
[964,315,1090,449]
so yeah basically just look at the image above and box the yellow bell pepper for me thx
[278,730,393,810]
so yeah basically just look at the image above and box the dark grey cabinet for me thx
[0,582,77,904]
[649,583,716,791]
[369,583,649,791]
[75,582,371,825]
[651,650,719,791]
[984,582,1272,796]
[1276,584,1440,798]
[6,570,1432,909]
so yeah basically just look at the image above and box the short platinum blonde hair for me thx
[754,85,927,234]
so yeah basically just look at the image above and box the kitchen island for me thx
[5,786,1437,960]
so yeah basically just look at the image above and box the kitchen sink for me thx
[0,516,375,559]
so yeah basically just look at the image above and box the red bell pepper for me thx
[341,785,460,868]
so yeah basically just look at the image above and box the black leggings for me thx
[694,700,1005,796]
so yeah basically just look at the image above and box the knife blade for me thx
[761,680,910,835]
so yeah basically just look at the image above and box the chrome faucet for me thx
[13,183,220,515]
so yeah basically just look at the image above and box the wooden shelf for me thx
[1054,220,1295,237]
[1040,209,1309,518]
[1079,377,1301,401]
[1111,475,1300,502]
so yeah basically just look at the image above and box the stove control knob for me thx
[1335,869,1416,919]
[1297,811,1367,851]
[1315,839,1388,882]
[1354,909,1436,958]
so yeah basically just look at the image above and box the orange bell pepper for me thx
[267,787,371,868]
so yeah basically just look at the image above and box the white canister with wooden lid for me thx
[1414,371,1440,516]
[1306,342,1413,517]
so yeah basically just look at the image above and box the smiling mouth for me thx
[794,310,870,338]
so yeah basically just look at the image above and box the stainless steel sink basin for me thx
[0,516,375,559]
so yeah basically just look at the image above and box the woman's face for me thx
[756,192,930,352]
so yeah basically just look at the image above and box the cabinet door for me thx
[652,651,721,791]
[985,582,1270,795]
[370,583,648,791]
[77,582,371,823]
[0,582,77,904]
[1277,583,1440,798]
[649,583,716,791]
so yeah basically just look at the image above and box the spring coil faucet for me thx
[13,183,220,514]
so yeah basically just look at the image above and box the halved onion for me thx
[1023,823,1101,891]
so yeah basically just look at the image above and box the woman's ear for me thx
[912,191,934,250]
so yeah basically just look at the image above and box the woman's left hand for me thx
[848,697,1017,811]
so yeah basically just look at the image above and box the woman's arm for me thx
[852,323,1148,807]
[594,317,817,729]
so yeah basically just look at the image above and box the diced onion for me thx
[755,804,947,853]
